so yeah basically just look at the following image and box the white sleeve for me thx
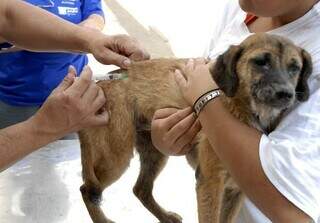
[203,0,242,58]
[259,86,320,222]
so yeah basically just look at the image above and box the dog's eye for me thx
[288,63,301,76]
[251,53,271,69]
[253,58,267,66]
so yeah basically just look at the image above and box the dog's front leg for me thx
[220,186,244,223]
[196,139,226,223]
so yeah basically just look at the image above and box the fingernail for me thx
[68,65,75,72]
[123,59,131,67]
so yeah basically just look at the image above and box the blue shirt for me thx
[0,0,104,106]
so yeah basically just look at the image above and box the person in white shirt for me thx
[151,0,320,222]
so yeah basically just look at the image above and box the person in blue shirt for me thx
[0,0,149,171]
[0,0,105,129]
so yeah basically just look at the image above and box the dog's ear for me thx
[296,49,312,102]
[209,45,243,97]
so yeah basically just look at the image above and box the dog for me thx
[78,33,312,223]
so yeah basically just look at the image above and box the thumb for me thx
[68,65,77,76]
[174,69,187,89]
[55,66,76,92]
[104,49,132,69]
[91,110,110,126]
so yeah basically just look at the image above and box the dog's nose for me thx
[275,90,293,101]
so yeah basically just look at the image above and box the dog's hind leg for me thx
[79,118,135,222]
[80,179,113,223]
[133,129,183,223]
[80,141,134,223]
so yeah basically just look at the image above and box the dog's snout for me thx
[252,82,295,109]
[275,90,293,101]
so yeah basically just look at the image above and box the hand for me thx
[88,33,150,69]
[151,107,201,156]
[30,65,108,137]
[174,58,218,105]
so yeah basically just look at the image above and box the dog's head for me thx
[210,34,312,129]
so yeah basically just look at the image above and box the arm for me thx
[0,66,108,172]
[173,59,312,223]
[0,118,63,172]
[198,100,311,223]
[0,0,92,53]
[0,0,149,67]
[79,14,105,31]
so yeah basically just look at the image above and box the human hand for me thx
[30,65,108,137]
[88,33,150,69]
[151,107,201,156]
[174,58,218,106]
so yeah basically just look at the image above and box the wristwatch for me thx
[193,89,221,116]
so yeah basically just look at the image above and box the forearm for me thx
[0,0,92,53]
[80,14,105,31]
[0,119,61,172]
[199,99,311,223]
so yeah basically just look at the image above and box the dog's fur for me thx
[78,34,312,223]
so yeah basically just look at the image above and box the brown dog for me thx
[78,33,312,223]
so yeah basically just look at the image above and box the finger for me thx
[128,46,150,61]
[153,107,180,120]
[90,88,106,113]
[186,59,195,71]
[82,82,99,104]
[67,65,93,97]
[118,36,150,61]
[175,120,201,155]
[167,112,196,140]
[194,57,207,66]
[164,107,194,130]
[53,68,76,92]
[88,110,109,126]
[68,65,77,76]
[173,143,193,156]
[104,48,132,69]
[174,69,187,88]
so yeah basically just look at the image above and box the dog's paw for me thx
[159,212,183,223]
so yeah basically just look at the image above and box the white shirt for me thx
[204,1,320,222]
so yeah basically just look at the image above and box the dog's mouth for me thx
[251,83,295,110]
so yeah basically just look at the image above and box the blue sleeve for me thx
[81,0,105,21]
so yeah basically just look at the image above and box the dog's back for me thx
[125,58,189,119]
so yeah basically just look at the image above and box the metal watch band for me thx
[193,89,221,116]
